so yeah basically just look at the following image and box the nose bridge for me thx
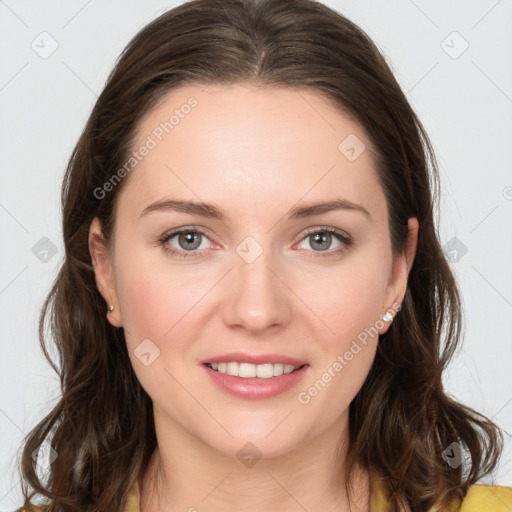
[222,234,292,332]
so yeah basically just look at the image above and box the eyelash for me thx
[158,226,353,260]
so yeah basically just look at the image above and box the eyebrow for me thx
[139,198,371,220]
[288,199,371,219]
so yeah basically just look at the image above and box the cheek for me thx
[112,246,184,362]
[306,258,391,341]
[114,263,190,392]
[297,268,386,417]
[116,269,168,342]
[114,253,213,347]
[296,251,391,396]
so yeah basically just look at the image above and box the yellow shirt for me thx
[122,477,512,511]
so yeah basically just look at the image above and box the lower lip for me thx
[202,364,310,400]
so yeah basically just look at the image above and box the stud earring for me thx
[108,305,115,312]
[382,311,394,322]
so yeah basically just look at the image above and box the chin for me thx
[199,418,311,462]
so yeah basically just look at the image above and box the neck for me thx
[138,412,371,512]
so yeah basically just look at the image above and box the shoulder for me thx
[14,482,139,512]
[372,477,512,512]
[457,484,512,511]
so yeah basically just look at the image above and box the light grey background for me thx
[1,0,511,508]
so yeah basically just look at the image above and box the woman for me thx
[17,0,511,511]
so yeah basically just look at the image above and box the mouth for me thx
[204,362,307,379]
[202,361,310,399]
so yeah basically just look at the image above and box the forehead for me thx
[118,82,384,221]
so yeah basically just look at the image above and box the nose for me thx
[221,245,293,335]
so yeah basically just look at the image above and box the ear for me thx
[88,217,123,328]
[379,217,419,334]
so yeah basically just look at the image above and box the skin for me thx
[89,82,418,512]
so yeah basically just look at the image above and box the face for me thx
[90,83,417,460]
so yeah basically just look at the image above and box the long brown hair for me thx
[18,0,503,510]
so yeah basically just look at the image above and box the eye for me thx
[158,226,353,260]
[159,228,213,259]
[295,227,353,257]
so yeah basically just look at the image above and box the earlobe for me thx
[88,217,123,328]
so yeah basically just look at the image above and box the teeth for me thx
[207,362,301,378]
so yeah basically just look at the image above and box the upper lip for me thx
[200,352,308,366]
